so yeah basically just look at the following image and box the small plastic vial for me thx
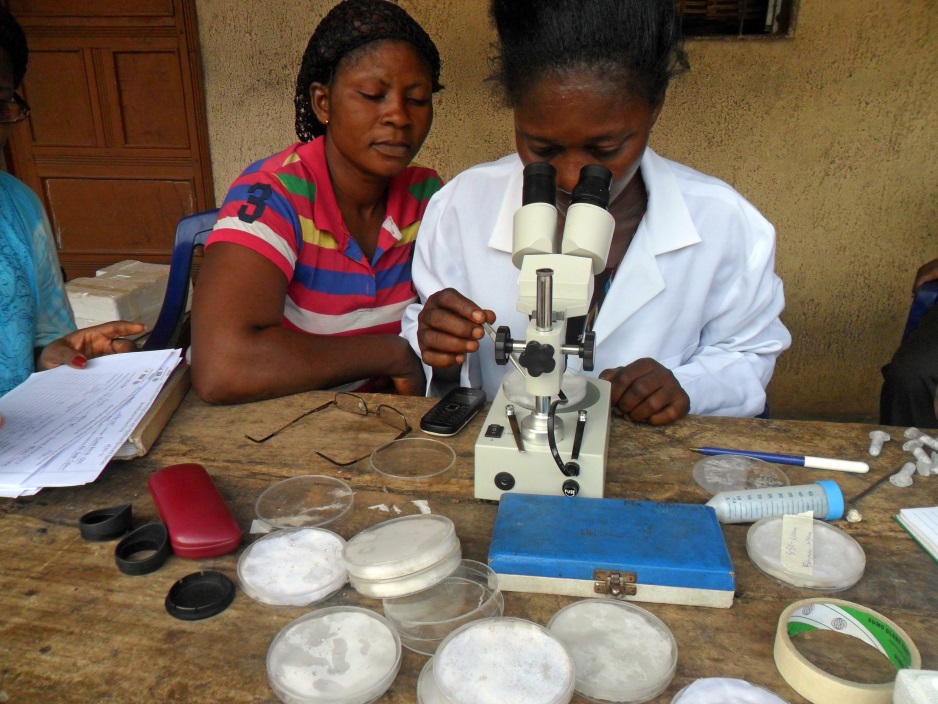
[705,479,844,524]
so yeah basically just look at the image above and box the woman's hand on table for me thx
[600,358,690,426]
[416,288,495,367]
[37,321,144,371]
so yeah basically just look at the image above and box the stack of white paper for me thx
[0,349,182,498]
[895,506,938,563]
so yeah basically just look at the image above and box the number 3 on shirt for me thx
[238,183,271,224]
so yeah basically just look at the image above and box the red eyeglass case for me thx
[147,463,242,559]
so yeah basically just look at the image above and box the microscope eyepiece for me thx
[522,162,557,206]
[571,165,613,209]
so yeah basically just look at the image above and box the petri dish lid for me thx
[343,514,458,581]
[670,678,791,703]
[383,560,504,655]
[370,438,456,480]
[350,539,461,599]
[693,455,789,496]
[548,599,677,703]
[746,516,866,591]
[254,475,353,531]
[267,606,401,704]
[237,527,347,606]
[434,617,576,704]
[502,368,588,410]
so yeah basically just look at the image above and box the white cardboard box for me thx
[66,260,172,332]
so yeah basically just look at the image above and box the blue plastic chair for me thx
[141,208,220,351]
[901,280,938,342]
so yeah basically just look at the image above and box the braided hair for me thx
[295,0,442,142]
[490,0,688,108]
[0,5,28,88]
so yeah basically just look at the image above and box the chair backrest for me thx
[901,280,938,343]
[141,208,220,351]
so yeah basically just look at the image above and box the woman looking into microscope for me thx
[402,0,790,425]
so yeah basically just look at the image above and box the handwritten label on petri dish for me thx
[780,512,815,576]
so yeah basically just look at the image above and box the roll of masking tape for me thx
[774,598,921,704]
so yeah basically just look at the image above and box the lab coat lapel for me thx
[487,160,524,254]
[592,149,700,347]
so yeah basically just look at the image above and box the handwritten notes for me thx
[780,511,815,576]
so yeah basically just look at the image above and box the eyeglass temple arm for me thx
[315,426,412,467]
[243,399,336,443]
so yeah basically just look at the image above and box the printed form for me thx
[0,349,181,497]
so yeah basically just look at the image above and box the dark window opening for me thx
[677,0,796,38]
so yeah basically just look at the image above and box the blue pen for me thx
[690,446,869,474]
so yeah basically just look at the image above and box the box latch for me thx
[593,569,637,598]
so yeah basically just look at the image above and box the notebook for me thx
[894,507,938,563]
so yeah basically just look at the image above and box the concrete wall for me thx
[194,0,938,421]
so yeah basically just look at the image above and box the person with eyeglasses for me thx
[0,6,143,409]
[191,0,442,405]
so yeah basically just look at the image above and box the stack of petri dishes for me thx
[382,560,504,655]
[417,618,576,704]
[343,514,461,598]
[548,599,678,703]
[237,526,347,606]
[266,606,401,704]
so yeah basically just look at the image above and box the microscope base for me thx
[474,378,611,500]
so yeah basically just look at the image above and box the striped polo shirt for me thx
[208,137,441,339]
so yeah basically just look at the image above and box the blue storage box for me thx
[488,494,736,608]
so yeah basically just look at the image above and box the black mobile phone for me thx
[419,387,488,436]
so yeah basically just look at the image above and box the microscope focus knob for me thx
[518,341,556,377]
[582,331,596,372]
[494,326,513,366]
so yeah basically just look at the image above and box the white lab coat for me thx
[401,147,791,417]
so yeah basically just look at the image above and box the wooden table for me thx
[1,391,935,703]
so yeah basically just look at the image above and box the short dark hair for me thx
[295,0,442,142]
[490,0,688,107]
[0,5,28,88]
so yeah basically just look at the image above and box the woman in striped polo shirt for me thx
[191,0,442,404]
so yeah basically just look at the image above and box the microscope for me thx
[474,163,615,500]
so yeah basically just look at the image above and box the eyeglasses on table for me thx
[244,392,412,466]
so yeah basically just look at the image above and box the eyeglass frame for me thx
[0,90,30,124]
[243,392,412,466]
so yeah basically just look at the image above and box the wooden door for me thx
[5,0,213,279]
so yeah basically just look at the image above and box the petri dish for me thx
[370,438,456,480]
[693,455,789,496]
[383,560,504,655]
[255,475,353,531]
[343,514,459,581]
[267,606,401,704]
[416,657,446,704]
[433,617,576,704]
[548,599,678,703]
[746,516,866,591]
[350,540,461,599]
[670,678,791,703]
[237,527,347,606]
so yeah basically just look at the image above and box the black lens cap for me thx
[165,571,235,621]
[79,503,132,541]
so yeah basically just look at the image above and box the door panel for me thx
[5,0,213,279]
[23,50,98,147]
